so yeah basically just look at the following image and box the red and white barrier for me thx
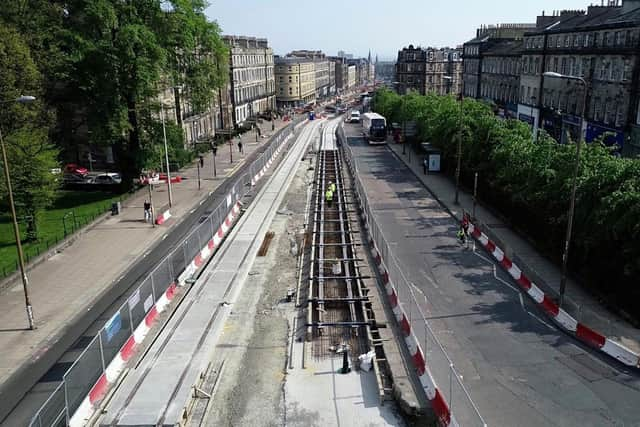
[155,209,171,225]
[468,222,640,368]
[69,282,177,427]
[69,199,244,426]
[178,201,242,285]
[357,204,458,426]
[251,135,290,187]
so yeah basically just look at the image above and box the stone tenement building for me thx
[478,40,523,119]
[462,23,537,101]
[520,1,640,155]
[223,35,276,126]
[274,56,316,109]
[328,56,348,93]
[395,45,463,96]
[347,64,357,89]
[288,50,331,99]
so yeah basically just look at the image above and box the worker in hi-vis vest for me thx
[325,188,333,207]
[329,181,336,194]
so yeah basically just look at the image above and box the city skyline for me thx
[206,0,591,59]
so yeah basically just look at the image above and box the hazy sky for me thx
[206,0,593,60]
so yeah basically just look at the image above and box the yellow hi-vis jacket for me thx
[325,189,333,201]
[330,183,336,193]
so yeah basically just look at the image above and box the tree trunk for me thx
[121,96,141,189]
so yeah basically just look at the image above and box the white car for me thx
[349,111,361,123]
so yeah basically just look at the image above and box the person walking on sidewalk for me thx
[238,140,243,154]
[143,200,152,223]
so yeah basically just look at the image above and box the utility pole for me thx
[0,127,35,330]
[454,92,463,205]
[197,162,201,190]
[473,172,478,218]
[0,95,36,330]
[211,143,218,178]
[543,72,587,308]
[160,102,173,207]
[147,183,155,228]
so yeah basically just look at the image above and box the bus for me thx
[362,112,387,144]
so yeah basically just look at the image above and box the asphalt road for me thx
[3,121,303,426]
[343,123,640,427]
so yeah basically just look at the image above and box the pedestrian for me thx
[143,200,151,223]
[238,140,243,154]
[199,155,204,168]
[272,120,275,131]
[329,181,336,194]
[325,188,333,208]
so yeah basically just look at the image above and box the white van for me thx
[349,110,361,123]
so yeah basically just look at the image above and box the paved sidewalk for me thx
[0,118,291,421]
[387,141,640,355]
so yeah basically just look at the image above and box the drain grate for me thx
[257,231,275,256]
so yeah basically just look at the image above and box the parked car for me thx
[63,173,92,184]
[64,163,88,176]
[92,173,122,185]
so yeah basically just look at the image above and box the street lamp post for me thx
[542,71,587,307]
[160,102,173,208]
[0,95,37,330]
[530,95,537,143]
[444,75,463,205]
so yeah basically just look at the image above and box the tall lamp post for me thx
[0,95,37,330]
[159,102,173,207]
[542,71,587,308]
[530,95,537,143]
[444,75,463,205]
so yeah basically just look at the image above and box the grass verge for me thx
[0,190,125,278]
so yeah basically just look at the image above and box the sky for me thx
[206,0,595,60]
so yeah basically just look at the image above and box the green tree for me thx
[1,128,60,240]
[0,24,59,240]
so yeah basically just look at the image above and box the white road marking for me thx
[199,199,205,205]
[190,208,196,214]
[162,234,168,240]
[472,251,554,329]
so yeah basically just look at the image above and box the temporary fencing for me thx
[29,117,305,427]
[339,126,486,427]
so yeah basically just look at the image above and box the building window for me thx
[557,37,561,48]
[623,58,632,80]
[548,36,554,48]
[565,35,570,47]
[553,57,559,72]
[574,34,580,47]
[584,33,591,47]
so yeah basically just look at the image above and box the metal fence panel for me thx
[63,337,103,414]
[100,306,132,364]
[450,366,485,427]
[29,382,66,427]
[170,243,187,279]
[151,259,172,300]
[129,277,154,328]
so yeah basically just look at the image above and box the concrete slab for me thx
[286,350,405,427]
